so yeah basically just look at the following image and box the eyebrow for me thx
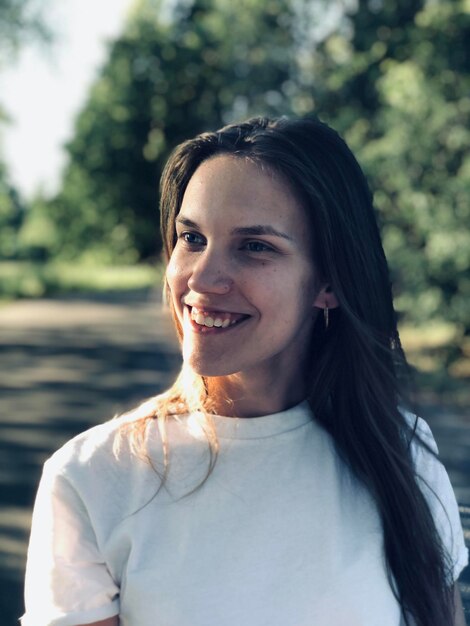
[175,217,293,241]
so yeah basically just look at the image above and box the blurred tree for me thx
[311,0,470,340]
[34,0,469,348]
[0,0,50,62]
[0,159,25,259]
[45,0,313,262]
[0,0,51,261]
[17,191,59,260]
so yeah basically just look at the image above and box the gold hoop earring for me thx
[324,305,329,330]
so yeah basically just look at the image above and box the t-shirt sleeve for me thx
[21,457,120,626]
[411,417,468,583]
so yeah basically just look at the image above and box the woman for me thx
[22,117,468,626]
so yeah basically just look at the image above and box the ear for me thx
[313,285,339,310]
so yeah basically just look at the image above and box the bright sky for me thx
[0,0,135,199]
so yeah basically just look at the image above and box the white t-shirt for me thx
[22,402,468,626]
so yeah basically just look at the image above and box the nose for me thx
[187,248,233,295]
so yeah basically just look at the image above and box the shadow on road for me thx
[0,294,180,625]
[0,294,468,623]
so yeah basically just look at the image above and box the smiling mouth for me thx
[187,306,250,331]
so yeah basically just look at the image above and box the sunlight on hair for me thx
[113,361,220,490]
[185,410,209,441]
[177,364,220,461]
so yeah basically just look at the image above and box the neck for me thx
[206,371,308,418]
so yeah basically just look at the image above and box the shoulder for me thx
[400,409,439,457]
[44,413,133,481]
[401,411,468,580]
[401,410,446,483]
[42,408,210,506]
[39,415,144,519]
[400,411,453,522]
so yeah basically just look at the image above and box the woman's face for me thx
[166,155,322,386]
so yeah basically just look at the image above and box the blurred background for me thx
[0,0,469,623]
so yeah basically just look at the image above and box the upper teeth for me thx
[191,308,237,328]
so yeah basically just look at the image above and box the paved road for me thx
[0,293,468,624]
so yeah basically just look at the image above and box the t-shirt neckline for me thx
[210,400,313,440]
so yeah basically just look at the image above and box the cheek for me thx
[164,264,186,317]
[164,259,185,340]
[252,267,315,314]
[166,254,186,293]
[283,272,318,326]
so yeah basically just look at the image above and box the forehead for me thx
[179,155,307,230]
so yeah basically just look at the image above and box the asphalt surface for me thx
[0,292,468,624]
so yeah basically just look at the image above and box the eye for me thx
[179,231,205,246]
[242,240,275,253]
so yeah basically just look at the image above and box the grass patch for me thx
[0,261,163,299]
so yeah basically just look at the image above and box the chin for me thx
[184,355,237,378]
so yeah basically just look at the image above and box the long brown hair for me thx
[132,117,455,625]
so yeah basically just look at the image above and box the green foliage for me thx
[0,0,50,62]
[0,160,25,259]
[312,0,470,340]
[0,0,51,263]
[16,0,470,362]
[15,193,59,261]
[45,0,302,263]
